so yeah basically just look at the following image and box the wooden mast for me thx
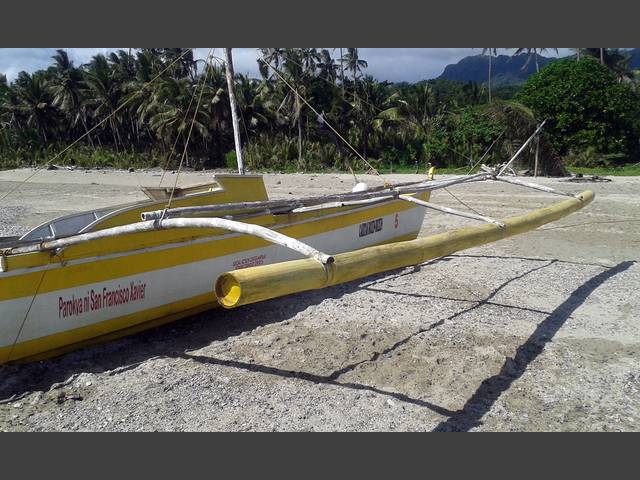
[224,48,245,175]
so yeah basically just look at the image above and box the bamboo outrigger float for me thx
[215,189,594,308]
[0,50,596,364]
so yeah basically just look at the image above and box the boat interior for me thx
[4,174,271,247]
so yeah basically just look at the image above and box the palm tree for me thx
[258,48,285,78]
[354,76,388,159]
[147,75,211,165]
[12,71,58,143]
[299,48,321,73]
[84,54,124,149]
[49,49,94,146]
[280,49,307,168]
[317,49,338,84]
[583,48,607,66]
[378,83,444,138]
[259,48,315,168]
[202,65,233,164]
[482,48,497,103]
[343,48,368,102]
[161,48,197,81]
[339,48,345,96]
[512,48,558,72]
[108,50,137,83]
[234,74,270,135]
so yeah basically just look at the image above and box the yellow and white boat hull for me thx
[0,175,429,363]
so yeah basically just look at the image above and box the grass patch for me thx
[375,165,467,175]
[0,145,164,171]
[567,165,640,176]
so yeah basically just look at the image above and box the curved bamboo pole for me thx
[215,190,595,309]
[7,217,333,265]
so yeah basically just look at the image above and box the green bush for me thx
[224,150,237,170]
[563,148,630,168]
[0,145,163,171]
[241,135,355,172]
[517,58,640,157]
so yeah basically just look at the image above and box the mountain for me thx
[438,53,555,86]
[628,48,640,69]
[438,49,640,86]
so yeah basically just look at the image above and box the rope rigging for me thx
[163,49,215,214]
[252,56,383,177]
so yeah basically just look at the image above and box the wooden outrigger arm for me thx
[140,173,491,221]
[398,195,505,227]
[5,217,334,265]
[215,190,595,309]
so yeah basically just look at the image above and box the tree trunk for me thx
[340,48,345,97]
[80,113,95,148]
[535,54,539,72]
[224,48,244,174]
[534,135,540,177]
[114,121,124,151]
[488,53,492,103]
[296,95,303,169]
[110,120,119,152]
[600,48,605,65]
[353,68,359,105]
[577,48,581,61]
[362,124,369,160]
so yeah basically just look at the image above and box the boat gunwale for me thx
[0,194,426,274]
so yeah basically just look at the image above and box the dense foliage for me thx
[0,48,637,174]
[518,58,640,161]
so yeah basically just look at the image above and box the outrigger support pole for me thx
[481,165,575,197]
[493,176,575,197]
[399,195,505,227]
[497,120,547,176]
[8,217,334,265]
[224,48,245,175]
[141,173,491,221]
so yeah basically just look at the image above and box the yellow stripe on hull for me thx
[1,196,427,301]
[0,170,431,364]
[1,231,419,363]
[0,294,218,363]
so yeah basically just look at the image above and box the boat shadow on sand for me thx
[1,255,634,431]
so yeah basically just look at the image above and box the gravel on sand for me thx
[1,168,638,431]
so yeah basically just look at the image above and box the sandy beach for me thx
[1,168,638,431]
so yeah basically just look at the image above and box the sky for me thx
[0,48,573,83]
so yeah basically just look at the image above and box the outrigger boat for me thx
[0,50,595,364]
[0,168,593,364]
[0,173,433,363]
